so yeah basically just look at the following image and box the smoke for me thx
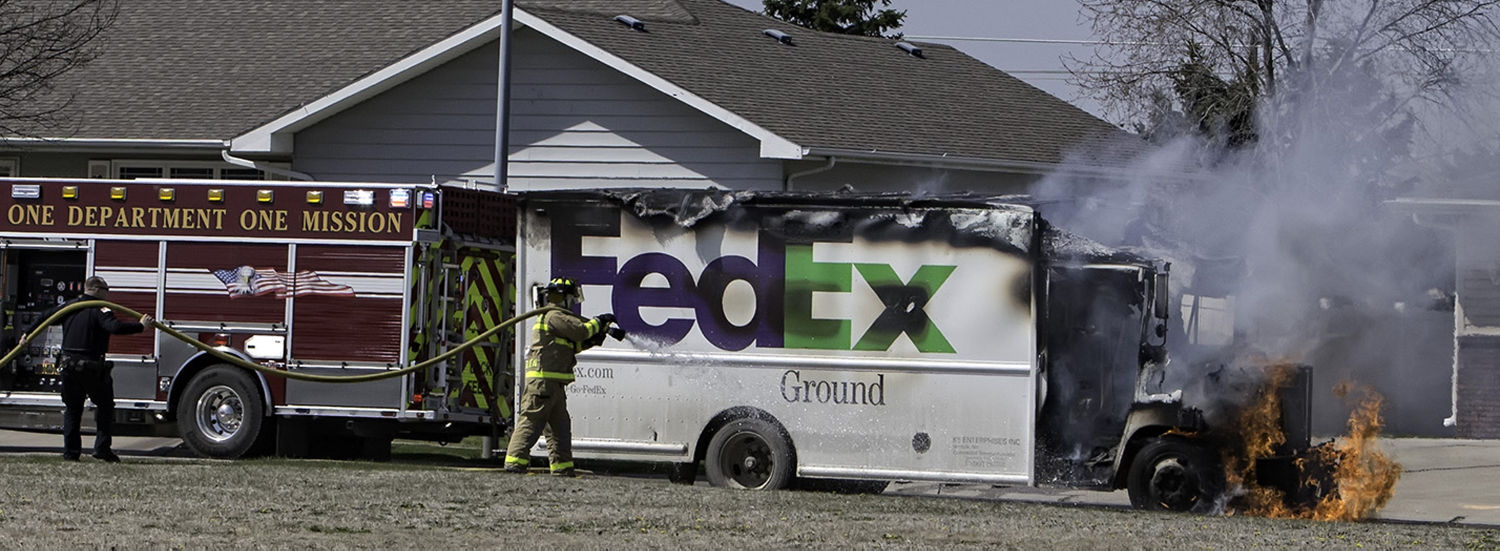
[1028,50,1499,436]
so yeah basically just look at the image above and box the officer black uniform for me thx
[26,276,152,462]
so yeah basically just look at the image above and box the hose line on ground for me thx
[0,300,562,383]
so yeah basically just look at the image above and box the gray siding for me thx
[294,29,780,190]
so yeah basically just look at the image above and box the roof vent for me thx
[614,15,646,32]
[763,29,793,45]
[896,42,923,58]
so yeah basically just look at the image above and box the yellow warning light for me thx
[207,189,224,202]
[158,188,175,201]
[61,186,78,199]
[257,189,273,203]
[109,187,126,200]
[306,190,323,204]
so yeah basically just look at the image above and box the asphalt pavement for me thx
[2,429,1496,526]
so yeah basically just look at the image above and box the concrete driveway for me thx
[3,429,1496,526]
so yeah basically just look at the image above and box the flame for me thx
[1223,362,1402,520]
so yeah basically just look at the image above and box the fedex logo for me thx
[549,206,955,353]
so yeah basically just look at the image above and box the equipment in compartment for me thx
[0,249,86,392]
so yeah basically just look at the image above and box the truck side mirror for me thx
[1153,273,1170,320]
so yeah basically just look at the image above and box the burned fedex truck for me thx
[516,189,1308,511]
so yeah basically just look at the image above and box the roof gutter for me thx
[1,137,227,150]
[802,147,1212,184]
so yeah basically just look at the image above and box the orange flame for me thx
[1225,362,1402,520]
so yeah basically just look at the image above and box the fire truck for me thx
[0,177,514,459]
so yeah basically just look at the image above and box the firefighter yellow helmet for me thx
[538,276,582,306]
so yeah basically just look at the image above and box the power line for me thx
[907,35,1137,46]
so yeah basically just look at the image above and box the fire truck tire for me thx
[705,417,795,490]
[1127,436,1223,513]
[177,365,266,459]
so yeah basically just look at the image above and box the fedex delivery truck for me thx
[516,189,1298,511]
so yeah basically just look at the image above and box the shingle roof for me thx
[17,0,502,140]
[520,0,1144,166]
[17,0,1143,167]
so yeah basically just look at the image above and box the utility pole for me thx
[492,0,514,192]
[483,0,515,460]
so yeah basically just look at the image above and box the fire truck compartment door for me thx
[284,373,402,409]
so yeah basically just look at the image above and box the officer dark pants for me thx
[60,357,114,459]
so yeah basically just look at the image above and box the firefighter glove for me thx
[595,313,617,326]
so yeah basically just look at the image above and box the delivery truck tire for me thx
[177,365,266,459]
[705,417,795,490]
[1126,436,1223,513]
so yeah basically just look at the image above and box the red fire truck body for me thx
[0,177,513,458]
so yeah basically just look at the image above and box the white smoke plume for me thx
[1029,52,1500,435]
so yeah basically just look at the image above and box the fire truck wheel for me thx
[705,417,795,490]
[177,365,266,459]
[1127,436,1224,513]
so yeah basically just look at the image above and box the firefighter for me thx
[503,276,615,476]
[25,276,153,462]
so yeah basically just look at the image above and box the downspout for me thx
[784,156,836,191]
[221,150,314,181]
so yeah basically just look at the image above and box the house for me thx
[0,0,1141,194]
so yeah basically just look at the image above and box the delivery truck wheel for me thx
[1127,436,1223,513]
[177,365,266,459]
[705,417,795,490]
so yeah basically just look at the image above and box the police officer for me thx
[27,276,153,462]
[504,277,615,476]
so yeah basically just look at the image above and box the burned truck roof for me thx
[522,188,1158,267]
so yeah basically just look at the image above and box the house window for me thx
[108,160,272,180]
[0,158,20,177]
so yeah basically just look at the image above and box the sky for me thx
[721,0,1105,118]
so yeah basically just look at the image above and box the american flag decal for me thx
[211,265,354,299]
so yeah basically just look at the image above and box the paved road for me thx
[3,429,1496,526]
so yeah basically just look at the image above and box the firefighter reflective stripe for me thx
[554,337,580,352]
[504,455,529,466]
[550,461,574,472]
[525,370,575,382]
[583,317,602,336]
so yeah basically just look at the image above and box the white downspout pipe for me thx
[221,150,314,181]
[785,156,836,191]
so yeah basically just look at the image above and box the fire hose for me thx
[0,300,571,383]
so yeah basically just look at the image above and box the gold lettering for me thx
[274,210,286,231]
[193,209,211,230]
[150,208,162,228]
[367,211,386,233]
[211,209,225,230]
[114,207,131,227]
[98,206,113,227]
[239,210,256,231]
[132,208,145,228]
[386,213,400,233]
[163,208,181,228]
[330,211,345,232]
[10,205,56,226]
[302,211,326,232]
[67,205,83,226]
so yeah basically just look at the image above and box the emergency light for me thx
[344,190,374,206]
[109,186,126,200]
[306,190,324,204]
[61,186,78,199]
[389,188,410,208]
